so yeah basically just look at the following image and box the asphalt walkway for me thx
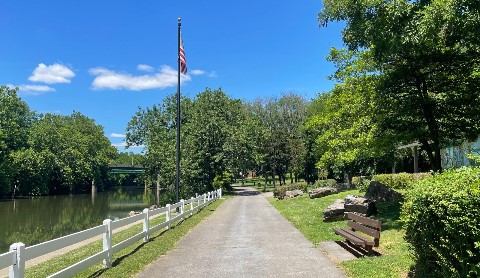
[137,187,346,278]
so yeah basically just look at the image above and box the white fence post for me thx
[219,188,222,199]
[208,192,211,202]
[103,219,112,268]
[180,199,185,220]
[190,197,194,215]
[166,204,171,229]
[143,208,149,242]
[203,193,206,207]
[9,242,25,278]
[197,195,201,211]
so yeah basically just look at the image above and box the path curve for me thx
[137,187,346,278]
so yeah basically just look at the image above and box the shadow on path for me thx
[233,187,260,196]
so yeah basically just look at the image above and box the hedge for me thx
[352,176,371,191]
[313,179,337,188]
[402,167,480,277]
[373,172,431,190]
[273,182,308,199]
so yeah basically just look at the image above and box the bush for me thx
[373,172,431,190]
[313,179,337,188]
[402,167,480,278]
[352,176,371,192]
[212,172,233,191]
[273,182,308,199]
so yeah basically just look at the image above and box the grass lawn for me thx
[25,197,226,278]
[269,190,413,278]
[236,176,305,193]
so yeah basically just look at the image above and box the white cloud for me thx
[90,65,191,91]
[190,69,205,75]
[208,71,218,78]
[29,63,75,84]
[137,64,154,72]
[110,133,126,138]
[7,83,55,95]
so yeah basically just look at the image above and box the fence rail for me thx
[1,189,221,278]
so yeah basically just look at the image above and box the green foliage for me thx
[0,86,34,195]
[272,182,308,199]
[402,167,480,277]
[313,179,337,188]
[127,88,256,197]
[373,172,431,190]
[27,112,116,194]
[319,0,480,171]
[212,171,233,191]
[352,176,371,192]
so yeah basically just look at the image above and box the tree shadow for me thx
[375,200,403,231]
[234,188,260,196]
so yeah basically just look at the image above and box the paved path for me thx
[137,187,346,278]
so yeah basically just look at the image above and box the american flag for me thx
[179,31,187,75]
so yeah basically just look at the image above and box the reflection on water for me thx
[0,187,162,253]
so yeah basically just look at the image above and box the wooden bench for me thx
[333,212,381,256]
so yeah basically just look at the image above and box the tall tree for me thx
[26,112,116,194]
[0,86,34,195]
[319,0,480,171]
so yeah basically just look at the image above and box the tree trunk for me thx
[290,172,293,184]
[417,79,442,172]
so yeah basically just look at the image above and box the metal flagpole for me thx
[176,18,181,205]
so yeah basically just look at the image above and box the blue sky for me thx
[0,1,345,152]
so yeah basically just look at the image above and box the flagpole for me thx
[175,17,181,205]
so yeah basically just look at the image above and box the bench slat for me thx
[347,213,381,230]
[333,228,374,247]
[348,220,381,239]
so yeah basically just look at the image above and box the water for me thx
[0,187,161,253]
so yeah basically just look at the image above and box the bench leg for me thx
[366,245,373,256]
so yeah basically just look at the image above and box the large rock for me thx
[344,195,377,216]
[309,187,337,199]
[285,190,303,199]
[323,199,345,222]
[365,181,404,203]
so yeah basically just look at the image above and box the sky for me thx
[0,1,345,153]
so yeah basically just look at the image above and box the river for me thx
[0,187,164,253]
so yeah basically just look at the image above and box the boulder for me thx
[309,187,337,199]
[365,181,404,203]
[323,199,346,222]
[344,195,377,216]
[285,190,303,198]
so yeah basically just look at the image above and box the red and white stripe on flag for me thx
[179,31,187,74]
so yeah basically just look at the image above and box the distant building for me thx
[441,138,480,169]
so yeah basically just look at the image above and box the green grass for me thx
[269,190,413,278]
[25,198,227,277]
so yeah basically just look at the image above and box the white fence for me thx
[1,189,221,278]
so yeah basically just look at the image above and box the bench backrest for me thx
[346,212,382,247]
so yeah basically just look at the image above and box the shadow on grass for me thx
[336,241,382,258]
[375,200,403,231]
[86,225,176,278]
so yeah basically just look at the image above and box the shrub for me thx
[273,182,308,199]
[313,179,337,188]
[212,172,233,191]
[373,172,431,190]
[352,176,371,192]
[402,167,480,278]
